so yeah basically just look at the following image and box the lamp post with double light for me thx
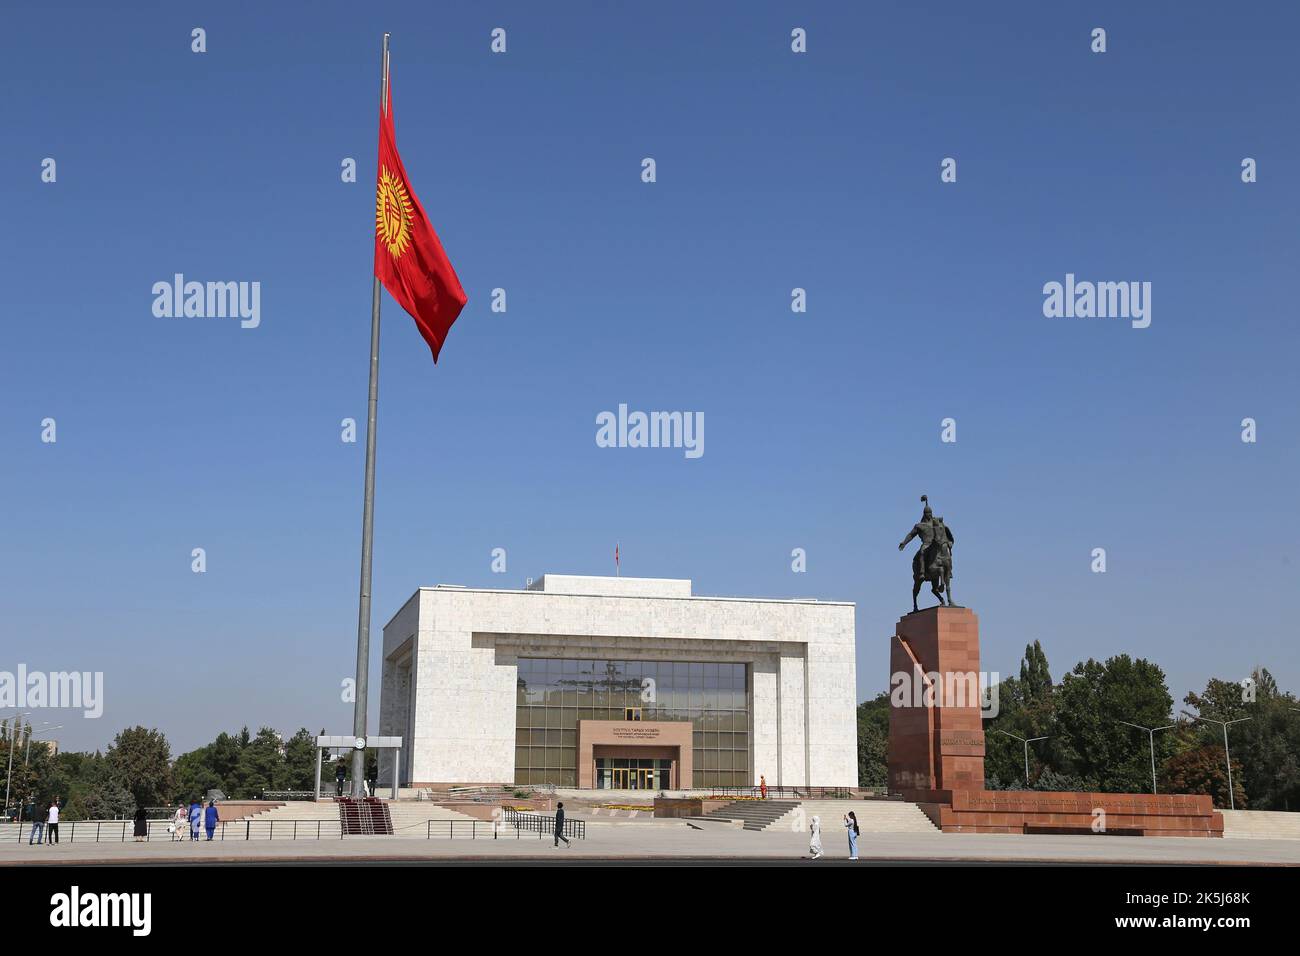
[1181,710,1252,811]
[994,729,1049,787]
[1118,720,1177,794]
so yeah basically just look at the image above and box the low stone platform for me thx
[907,789,1224,837]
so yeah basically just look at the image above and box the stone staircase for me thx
[242,801,340,822]
[794,800,939,833]
[1220,809,1300,840]
[386,802,478,838]
[701,798,939,833]
[239,800,476,838]
[701,800,801,831]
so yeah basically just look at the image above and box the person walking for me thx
[759,775,767,800]
[843,811,859,861]
[188,799,202,841]
[46,799,60,845]
[204,800,219,841]
[554,801,571,848]
[27,798,44,845]
[808,814,824,860]
[172,803,187,842]
[133,805,148,842]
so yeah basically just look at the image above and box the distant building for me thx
[378,574,857,790]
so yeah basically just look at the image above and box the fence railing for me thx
[423,819,524,839]
[263,791,320,802]
[705,785,857,800]
[6,813,589,844]
[500,810,586,840]
[6,819,352,843]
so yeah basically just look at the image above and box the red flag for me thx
[374,77,467,363]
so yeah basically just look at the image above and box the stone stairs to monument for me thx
[385,802,478,837]
[1220,809,1300,840]
[702,798,939,833]
[226,800,477,838]
[789,800,939,833]
[701,800,801,831]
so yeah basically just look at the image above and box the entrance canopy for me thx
[577,720,692,789]
[314,735,403,800]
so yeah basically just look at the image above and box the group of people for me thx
[29,795,223,844]
[164,799,221,842]
[808,811,860,861]
[25,798,60,845]
[335,760,379,797]
[755,774,863,861]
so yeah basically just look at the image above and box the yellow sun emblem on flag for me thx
[376,166,414,258]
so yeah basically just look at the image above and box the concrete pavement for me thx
[4,825,1299,865]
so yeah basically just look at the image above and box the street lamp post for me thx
[1118,720,1177,794]
[995,730,1048,786]
[1181,711,1252,811]
[25,724,62,766]
[3,713,33,821]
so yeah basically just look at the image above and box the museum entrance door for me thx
[609,768,649,789]
[596,757,672,789]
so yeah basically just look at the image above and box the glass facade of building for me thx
[515,657,751,788]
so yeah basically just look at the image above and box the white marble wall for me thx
[378,577,858,787]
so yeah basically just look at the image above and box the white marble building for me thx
[378,574,857,790]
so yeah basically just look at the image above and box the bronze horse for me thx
[898,495,956,612]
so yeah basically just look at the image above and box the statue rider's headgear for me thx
[921,495,933,519]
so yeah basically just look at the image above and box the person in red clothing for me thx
[760,775,767,800]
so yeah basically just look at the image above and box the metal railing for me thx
[424,819,507,839]
[7,819,354,843]
[501,809,586,839]
[6,813,590,844]
[706,785,856,800]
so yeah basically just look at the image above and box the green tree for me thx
[1182,667,1299,810]
[1162,744,1247,809]
[983,644,1061,789]
[106,726,174,807]
[1019,640,1053,702]
[172,750,222,803]
[65,752,135,820]
[856,692,889,788]
[1053,654,1174,793]
[283,729,318,791]
[235,727,286,796]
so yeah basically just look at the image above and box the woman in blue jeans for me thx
[843,811,860,860]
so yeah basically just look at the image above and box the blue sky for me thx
[2,1,1297,754]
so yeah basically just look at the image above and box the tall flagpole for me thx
[351,32,390,799]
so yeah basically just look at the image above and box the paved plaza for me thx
[4,825,1298,866]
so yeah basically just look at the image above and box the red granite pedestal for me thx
[888,606,986,793]
[887,606,1224,837]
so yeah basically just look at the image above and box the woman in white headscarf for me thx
[809,815,824,860]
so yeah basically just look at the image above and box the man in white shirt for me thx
[46,800,59,844]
